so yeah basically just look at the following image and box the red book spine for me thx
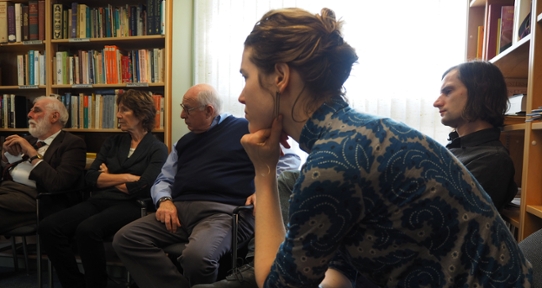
[38,0,45,40]
[28,1,38,40]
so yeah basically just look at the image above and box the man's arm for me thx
[152,143,181,233]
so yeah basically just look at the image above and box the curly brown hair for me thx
[116,89,157,132]
[244,7,358,115]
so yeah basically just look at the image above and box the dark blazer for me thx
[85,132,168,201]
[28,130,87,217]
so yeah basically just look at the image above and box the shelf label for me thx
[126,83,149,87]
[19,85,39,89]
[72,84,93,88]
[23,40,43,45]
[69,38,90,42]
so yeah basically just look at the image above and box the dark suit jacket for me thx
[28,130,87,218]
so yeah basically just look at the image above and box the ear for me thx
[50,111,59,123]
[274,63,290,93]
[205,104,215,118]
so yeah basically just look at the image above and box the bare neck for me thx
[455,120,494,137]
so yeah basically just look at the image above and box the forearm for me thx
[96,173,135,188]
[254,172,286,287]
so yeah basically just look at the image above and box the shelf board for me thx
[526,205,542,219]
[503,123,526,131]
[538,12,542,23]
[500,206,520,228]
[0,85,46,90]
[51,35,165,44]
[490,35,530,78]
[52,83,165,89]
[531,122,542,130]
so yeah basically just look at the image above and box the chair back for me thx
[518,229,542,287]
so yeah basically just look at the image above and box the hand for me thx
[3,135,34,157]
[155,200,181,233]
[240,115,284,176]
[99,163,109,174]
[245,193,256,215]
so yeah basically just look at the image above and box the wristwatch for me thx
[157,196,172,207]
[28,153,43,163]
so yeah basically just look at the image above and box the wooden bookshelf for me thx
[0,0,172,152]
[467,0,542,241]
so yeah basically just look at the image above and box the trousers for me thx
[113,200,255,288]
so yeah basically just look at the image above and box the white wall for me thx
[170,0,194,146]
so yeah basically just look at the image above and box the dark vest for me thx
[171,116,255,206]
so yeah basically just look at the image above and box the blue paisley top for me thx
[265,97,532,287]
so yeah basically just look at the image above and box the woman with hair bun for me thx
[238,7,532,288]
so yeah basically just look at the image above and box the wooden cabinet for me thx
[466,0,542,241]
[0,0,172,152]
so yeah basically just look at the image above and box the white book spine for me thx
[15,3,21,42]
[56,51,63,84]
[17,55,24,85]
[39,52,45,85]
[34,51,40,85]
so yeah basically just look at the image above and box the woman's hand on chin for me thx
[241,115,284,175]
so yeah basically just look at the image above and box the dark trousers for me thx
[0,181,38,234]
[39,197,141,288]
[113,201,255,288]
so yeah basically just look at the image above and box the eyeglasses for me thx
[180,104,205,115]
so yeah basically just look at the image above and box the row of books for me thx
[526,107,542,122]
[476,0,532,60]
[56,91,164,129]
[0,94,31,128]
[53,46,165,85]
[0,92,164,130]
[52,1,165,39]
[16,50,46,86]
[0,1,45,43]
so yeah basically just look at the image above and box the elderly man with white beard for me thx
[0,96,87,234]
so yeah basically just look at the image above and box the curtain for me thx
[194,0,467,148]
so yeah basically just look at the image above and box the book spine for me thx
[39,52,45,85]
[0,2,8,43]
[28,1,38,40]
[17,55,24,85]
[146,0,154,35]
[34,50,39,85]
[62,9,68,39]
[7,3,15,42]
[71,2,78,38]
[22,4,29,41]
[53,4,63,39]
[14,3,21,42]
[38,0,45,40]
[154,0,161,35]
[56,51,63,84]
[28,50,35,85]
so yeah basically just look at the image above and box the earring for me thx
[274,91,280,118]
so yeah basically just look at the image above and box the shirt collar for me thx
[39,130,62,146]
[446,127,501,149]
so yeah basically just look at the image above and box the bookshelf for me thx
[467,0,542,241]
[0,0,172,152]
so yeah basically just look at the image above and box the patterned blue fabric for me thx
[265,97,532,287]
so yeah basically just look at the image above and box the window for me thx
[195,0,467,145]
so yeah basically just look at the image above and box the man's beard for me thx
[28,118,51,138]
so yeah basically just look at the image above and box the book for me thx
[38,0,44,40]
[71,2,78,38]
[7,2,15,42]
[499,6,514,53]
[78,4,87,38]
[517,12,531,40]
[62,8,68,39]
[484,4,503,61]
[53,4,63,39]
[14,3,21,42]
[146,0,155,35]
[0,2,7,44]
[28,0,38,40]
[22,4,28,41]
[513,0,531,43]
[16,54,24,85]
[160,0,165,35]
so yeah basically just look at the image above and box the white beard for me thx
[28,118,51,138]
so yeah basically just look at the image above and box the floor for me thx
[0,236,131,288]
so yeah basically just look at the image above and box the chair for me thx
[163,204,254,281]
[2,184,86,288]
[518,228,542,286]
